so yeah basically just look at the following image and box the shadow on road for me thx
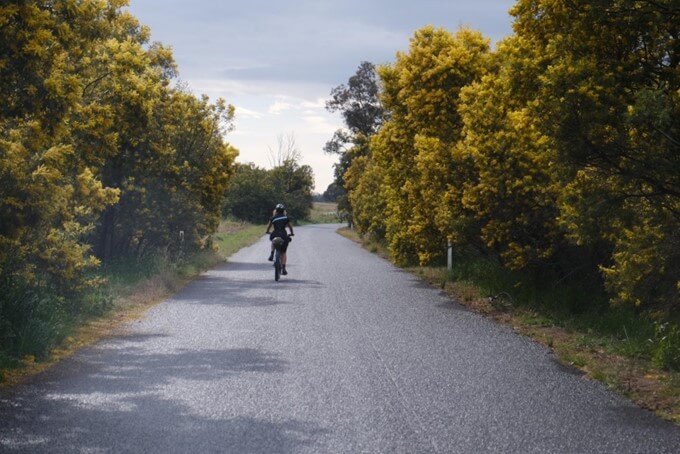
[274,279,322,286]
[0,339,327,452]
[224,261,272,272]
[166,261,326,308]
[175,276,292,307]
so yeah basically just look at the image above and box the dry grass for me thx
[337,227,390,260]
[302,202,341,224]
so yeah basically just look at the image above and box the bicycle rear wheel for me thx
[274,250,281,281]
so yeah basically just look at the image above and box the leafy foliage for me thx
[321,182,343,202]
[346,4,679,315]
[354,27,491,265]
[223,160,314,224]
[510,0,680,309]
[324,61,384,219]
[0,0,238,362]
[223,164,278,223]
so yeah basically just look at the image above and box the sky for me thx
[127,1,516,191]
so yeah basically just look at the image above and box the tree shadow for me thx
[172,276,295,307]
[0,341,328,452]
[1,394,327,453]
[224,261,272,272]
[267,278,324,287]
[173,272,325,308]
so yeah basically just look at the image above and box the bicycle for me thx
[271,234,293,281]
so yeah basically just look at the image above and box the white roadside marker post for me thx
[447,240,453,271]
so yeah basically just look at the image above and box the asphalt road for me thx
[1,224,678,453]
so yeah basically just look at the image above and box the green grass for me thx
[213,219,265,258]
[445,252,659,361]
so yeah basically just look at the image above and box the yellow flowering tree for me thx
[0,1,121,294]
[453,35,565,270]
[512,0,679,308]
[1,1,239,359]
[369,26,490,265]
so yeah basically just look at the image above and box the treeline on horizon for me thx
[0,1,238,362]
[222,161,314,224]
[222,133,315,224]
[326,0,678,315]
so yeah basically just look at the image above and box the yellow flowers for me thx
[347,27,490,265]
[0,1,237,301]
[346,0,678,310]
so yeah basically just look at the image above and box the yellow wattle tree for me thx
[453,35,565,270]
[0,0,238,297]
[511,0,679,308]
[368,26,490,265]
[0,1,121,294]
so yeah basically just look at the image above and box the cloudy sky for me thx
[127,0,516,191]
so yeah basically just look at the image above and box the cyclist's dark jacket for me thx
[269,215,290,242]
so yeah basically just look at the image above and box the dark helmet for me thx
[275,203,285,211]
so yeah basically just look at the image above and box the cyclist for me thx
[265,203,294,275]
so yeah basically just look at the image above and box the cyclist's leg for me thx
[268,232,276,260]
[280,240,289,273]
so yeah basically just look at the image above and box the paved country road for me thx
[1,224,678,453]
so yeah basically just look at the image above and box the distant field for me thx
[304,202,340,224]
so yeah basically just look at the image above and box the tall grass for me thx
[0,278,70,379]
[213,219,265,258]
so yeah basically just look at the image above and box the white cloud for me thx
[303,115,338,135]
[301,97,328,109]
[234,106,263,119]
[268,101,293,114]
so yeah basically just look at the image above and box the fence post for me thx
[447,240,453,271]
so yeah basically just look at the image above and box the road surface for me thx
[1,224,678,453]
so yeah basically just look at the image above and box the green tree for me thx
[322,182,344,202]
[325,61,384,215]
[224,159,314,224]
[269,160,314,222]
[223,163,278,223]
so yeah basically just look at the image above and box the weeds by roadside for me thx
[337,227,680,424]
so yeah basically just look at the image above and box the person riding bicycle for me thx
[265,203,294,275]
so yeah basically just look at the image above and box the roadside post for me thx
[447,240,453,271]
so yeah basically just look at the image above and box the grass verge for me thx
[213,219,266,258]
[0,220,264,388]
[337,227,680,424]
